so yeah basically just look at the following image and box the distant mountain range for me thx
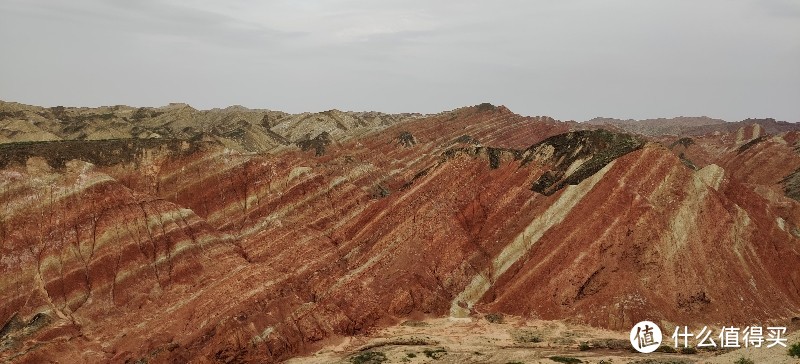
[585,115,799,136]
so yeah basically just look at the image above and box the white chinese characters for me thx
[670,326,787,349]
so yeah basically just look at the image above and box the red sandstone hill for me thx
[1,101,799,362]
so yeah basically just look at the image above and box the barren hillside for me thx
[1,101,799,363]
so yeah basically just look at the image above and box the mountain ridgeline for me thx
[1,100,800,363]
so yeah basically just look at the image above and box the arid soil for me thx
[287,316,800,363]
[1,101,799,363]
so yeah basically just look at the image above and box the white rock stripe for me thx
[450,160,616,317]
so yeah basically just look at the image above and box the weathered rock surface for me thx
[1,101,799,363]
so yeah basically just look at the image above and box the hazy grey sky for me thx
[1,0,798,121]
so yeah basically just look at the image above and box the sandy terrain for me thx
[287,316,800,364]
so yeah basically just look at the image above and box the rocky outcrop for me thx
[525,130,644,195]
[296,131,333,156]
[1,101,800,363]
[0,138,209,169]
